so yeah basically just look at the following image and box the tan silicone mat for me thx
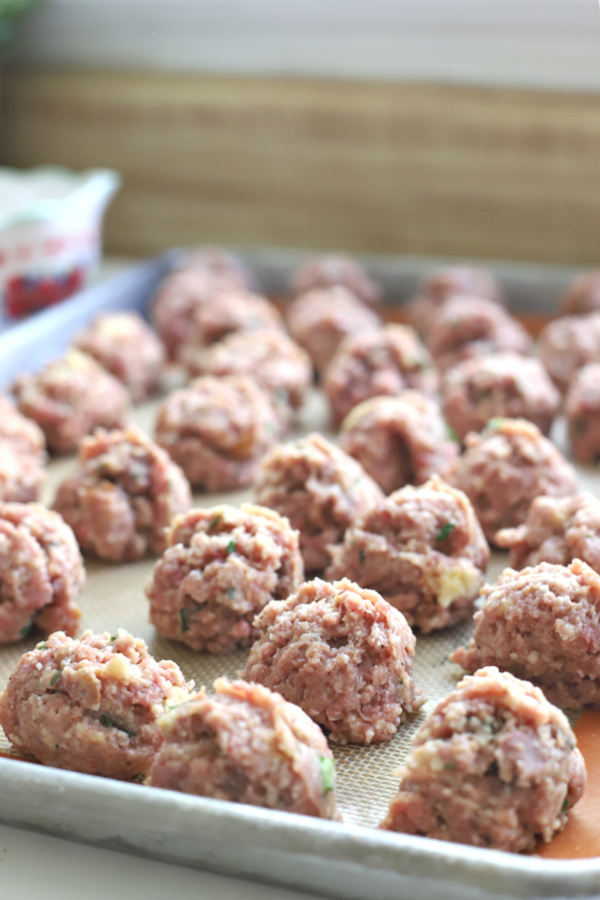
[0,384,591,829]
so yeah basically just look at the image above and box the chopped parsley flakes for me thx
[50,670,61,687]
[226,539,236,554]
[179,608,189,634]
[318,754,336,795]
[436,522,456,542]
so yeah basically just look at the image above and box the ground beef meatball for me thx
[290,254,381,308]
[338,392,458,495]
[53,426,191,561]
[496,493,600,571]
[451,560,600,708]
[254,433,383,574]
[561,271,600,316]
[13,349,130,455]
[326,476,489,632]
[0,395,46,461]
[178,290,284,373]
[286,287,381,375]
[243,578,424,744]
[176,246,252,288]
[565,363,600,462]
[155,375,281,492]
[147,504,304,653]
[0,629,191,779]
[0,444,44,503]
[323,325,438,427]
[538,313,600,394]
[441,354,560,441]
[151,267,247,360]
[406,265,503,336]
[73,311,165,402]
[0,502,84,644]
[182,329,311,412]
[381,667,586,853]
[149,677,338,818]
[427,296,532,373]
[448,418,577,544]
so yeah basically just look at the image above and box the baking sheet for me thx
[0,252,600,900]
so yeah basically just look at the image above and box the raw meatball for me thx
[326,476,489,632]
[496,493,600,571]
[324,324,438,427]
[441,354,560,441]
[0,444,44,503]
[176,246,252,288]
[566,363,600,462]
[151,267,247,359]
[73,311,165,402]
[0,395,46,461]
[53,426,191,561]
[0,502,84,643]
[338,392,458,495]
[254,433,383,574]
[149,677,338,819]
[538,313,600,393]
[13,349,130,455]
[155,375,281,492]
[290,254,381,308]
[0,629,191,779]
[448,418,577,543]
[183,329,312,412]
[381,667,586,853]
[178,290,284,373]
[451,560,600,708]
[561,271,600,316]
[427,296,532,373]
[243,578,424,744]
[286,287,381,374]
[147,504,304,653]
[407,265,503,335]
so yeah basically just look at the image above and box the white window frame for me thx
[8,0,600,91]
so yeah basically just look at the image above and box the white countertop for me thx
[0,823,320,899]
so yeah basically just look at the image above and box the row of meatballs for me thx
[0,601,587,854]
[6,249,600,513]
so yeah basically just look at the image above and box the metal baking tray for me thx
[0,250,599,900]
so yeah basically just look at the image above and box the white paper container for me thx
[0,166,120,318]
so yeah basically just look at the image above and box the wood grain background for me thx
[2,69,600,265]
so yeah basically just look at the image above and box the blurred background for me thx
[2,0,600,264]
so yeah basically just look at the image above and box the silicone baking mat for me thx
[0,381,589,830]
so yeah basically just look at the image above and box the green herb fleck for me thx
[37,642,47,650]
[562,799,569,812]
[19,622,33,640]
[226,539,236,554]
[50,670,61,687]
[436,522,456,542]
[486,417,505,431]
[444,762,457,770]
[209,515,221,530]
[226,587,235,599]
[55,744,59,750]
[318,754,336,795]
[359,548,366,565]
[179,608,189,634]
[446,425,459,443]
[102,714,115,728]
[110,634,117,642]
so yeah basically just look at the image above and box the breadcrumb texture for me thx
[150,677,338,819]
[381,667,586,853]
